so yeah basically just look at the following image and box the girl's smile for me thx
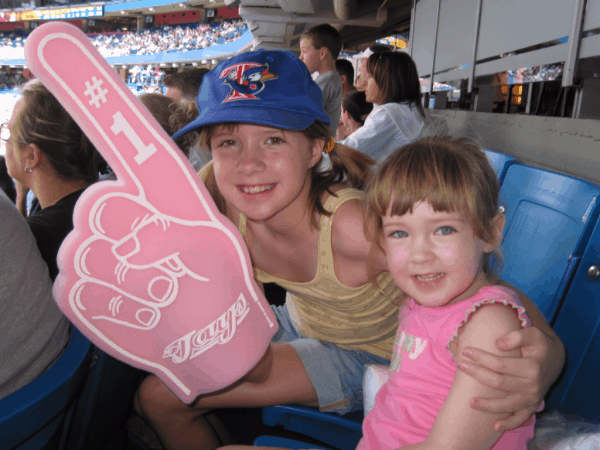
[238,184,276,195]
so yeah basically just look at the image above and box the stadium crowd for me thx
[0,19,247,63]
[92,19,247,57]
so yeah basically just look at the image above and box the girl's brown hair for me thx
[366,51,424,118]
[13,80,108,183]
[199,121,375,226]
[364,136,502,275]
[138,93,200,158]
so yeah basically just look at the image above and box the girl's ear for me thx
[484,213,506,253]
[308,137,326,169]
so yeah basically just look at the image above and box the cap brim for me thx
[172,104,330,140]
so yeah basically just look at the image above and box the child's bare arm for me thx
[404,304,523,450]
[459,282,565,430]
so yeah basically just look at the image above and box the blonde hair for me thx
[364,136,502,276]
[199,120,375,226]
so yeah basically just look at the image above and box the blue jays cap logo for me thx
[219,62,278,103]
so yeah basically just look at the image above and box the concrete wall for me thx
[428,110,600,186]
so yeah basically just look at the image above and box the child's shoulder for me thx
[316,69,341,83]
[326,186,372,261]
[447,285,530,357]
[459,285,530,329]
[324,185,364,215]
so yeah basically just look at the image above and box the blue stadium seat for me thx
[261,405,362,450]
[63,350,143,450]
[0,327,93,450]
[253,435,329,449]
[483,149,515,184]
[498,163,600,322]
[547,214,600,420]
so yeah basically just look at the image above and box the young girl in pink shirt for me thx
[357,135,536,450]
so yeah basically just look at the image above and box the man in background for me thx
[163,67,209,102]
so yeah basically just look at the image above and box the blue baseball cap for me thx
[172,49,330,140]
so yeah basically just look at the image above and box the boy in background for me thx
[300,24,343,136]
[336,58,356,97]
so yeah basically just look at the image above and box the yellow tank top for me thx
[239,188,402,360]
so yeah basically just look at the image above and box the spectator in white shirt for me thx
[338,51,425,161]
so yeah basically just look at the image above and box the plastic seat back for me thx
[547,214,600,420]
[0,327,92,450]
[254,435,329,449]
[63,350,143,450]
[483,149,515,184]
[499,163,600,322]
[262,405,362,450]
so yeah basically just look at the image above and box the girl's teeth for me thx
[415,273,443,281]
[242,184,274,194]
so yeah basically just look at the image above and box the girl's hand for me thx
[458,326,560,431]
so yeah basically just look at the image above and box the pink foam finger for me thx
[25,23,206,220]
[76,239,177,304]
[27,22,278,404]
[89,192,158,241]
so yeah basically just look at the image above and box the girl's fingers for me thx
[462,347,540,381]
[459,359,541,395]
[493,408,538,432]
[471,395,540,431]
[462,347,515,374]
[495,327,547,358]
[470,393,534,413]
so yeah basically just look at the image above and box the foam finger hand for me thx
[71,280,164,331]
[28,22,278,404]
[75,238,177,306]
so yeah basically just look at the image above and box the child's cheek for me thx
[439,244,454,260]
[387,245,409,275]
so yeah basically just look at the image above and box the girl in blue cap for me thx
[134,49,564,450]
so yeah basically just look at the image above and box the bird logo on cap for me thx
[219,62,278,103]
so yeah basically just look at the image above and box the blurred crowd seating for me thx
[91,20,247,57]
[0,19,247,90]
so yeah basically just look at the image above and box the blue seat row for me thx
[0,325,143,450]
[0,327,92,450]
[257,156,600,449]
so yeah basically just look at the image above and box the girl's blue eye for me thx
[436,226,455,235]
[391,230,408,238]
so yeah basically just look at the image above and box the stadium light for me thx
[192,62,198,66]
[122,65,127,69]
[212,59,217,64]
[149,7,154,11]
[120,10,125,14]
[173,63,178,67]
[202,59,207,64]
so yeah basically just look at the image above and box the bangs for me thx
[201,121,330,150]
[365,136,498,247]
[374,142,474,220]
[201,122,242,150]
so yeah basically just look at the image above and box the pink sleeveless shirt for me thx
[357,285,535,449]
